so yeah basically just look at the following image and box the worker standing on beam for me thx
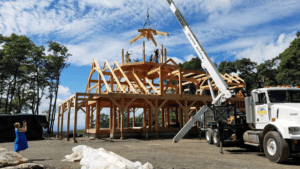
[154,49,159,63]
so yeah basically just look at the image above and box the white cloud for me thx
[168,56,184,64]
[235,32,296,64]
[184,54,196,61]
[58,85,72,96]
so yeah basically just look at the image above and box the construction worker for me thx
[149,54,153,62]
[154,49,159,63]
[125,51,132,63]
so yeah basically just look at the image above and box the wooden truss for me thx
[56,52,246,142]
[129,28,169,47]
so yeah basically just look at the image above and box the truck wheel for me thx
[213,129,220,147]
[263,131,290,163]
[205,128,213,144]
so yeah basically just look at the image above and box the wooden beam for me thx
[94,59,111,92]
[122,49,124,64]
[147,67,160,76]
[96,100,101,133]
[155,99,159,138]
[164,48,167,64]
[56,106,61,138]
[107,97,120,108]
[114,61,138,93]
[66,100,71,141]
[145,77,159,94]
[159,66,163,95]
[120,97,125,139]
[73,94,78,142]
[132,71,149,94]
[60,104,64,138]
[143,41,145,62]
[89,83,98,91]
[124,98,137,110]
[104,60,125,92]
[179,69,182,94]
[144,98,155,110]
[85,105,90,133]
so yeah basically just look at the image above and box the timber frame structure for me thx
[56,44,246,142]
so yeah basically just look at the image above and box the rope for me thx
[131,45,143,55]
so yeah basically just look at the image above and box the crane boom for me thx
[165,0,235,104]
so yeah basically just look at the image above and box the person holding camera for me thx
[14,121,28,153]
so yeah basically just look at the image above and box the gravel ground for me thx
[1,136,300,169]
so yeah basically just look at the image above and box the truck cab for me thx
[250,87,300,139]
[245,87,300,162]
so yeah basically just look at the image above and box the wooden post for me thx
[118,110,120,129]
[56,106,61,138]
[179,69,182,94]
[110,75,113,92]
[66,100,71,141]
[149,106,152,130]
[73,95,78,142]
[164,48,167,63]
[179,108,183,129]
[98,73,101,94]
[159,66,163,95]
[161,44,163,63]
[96,100,101,134]
[120,98,124,140]
[167,105,170,128]
[85,105,90,133]
[143,41,145,62]
[155,99,159,138]
[143,107,147,128]
[133,110,135,127]
[110,103,112,129]
[110,104,116,139]
[60,104,64,138]
[185,100,188,124]
[161,106,165,128]
[127,108,130,128]
[122,49,124,64]
[90,106,93,128]
[175,107,178,122]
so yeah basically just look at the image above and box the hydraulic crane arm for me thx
[165,0,235,104]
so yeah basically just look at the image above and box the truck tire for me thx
[213,129,220,147]
[205,128,213,144]
[263,131,290,163]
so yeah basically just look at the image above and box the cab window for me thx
[256,92,267,104]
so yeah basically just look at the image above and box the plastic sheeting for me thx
[63,145,153,169]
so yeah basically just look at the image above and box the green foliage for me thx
[257,58,279,86]
[218,61,237,74]
[297,31,300,38]
[276,37,300,85]
[179,57,203,71]
[0,33,71,135]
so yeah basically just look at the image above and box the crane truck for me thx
[166,0,300,163]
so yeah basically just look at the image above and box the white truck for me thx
[166,0,300,163]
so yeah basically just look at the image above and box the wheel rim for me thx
[213,132,218,144]
[267,138,277,156]
[206,131,210,141]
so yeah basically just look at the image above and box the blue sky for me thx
[1,0,300,131]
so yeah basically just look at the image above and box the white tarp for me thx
[62,145,153,169]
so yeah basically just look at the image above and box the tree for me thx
[45,41,71,133]
[235,58,258,91]
[257,58,279,86]
[179,57,203,71]
[276,37,300,85]
[218,61,237,74]
[297,31,300,38]
[0,34,33,114]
